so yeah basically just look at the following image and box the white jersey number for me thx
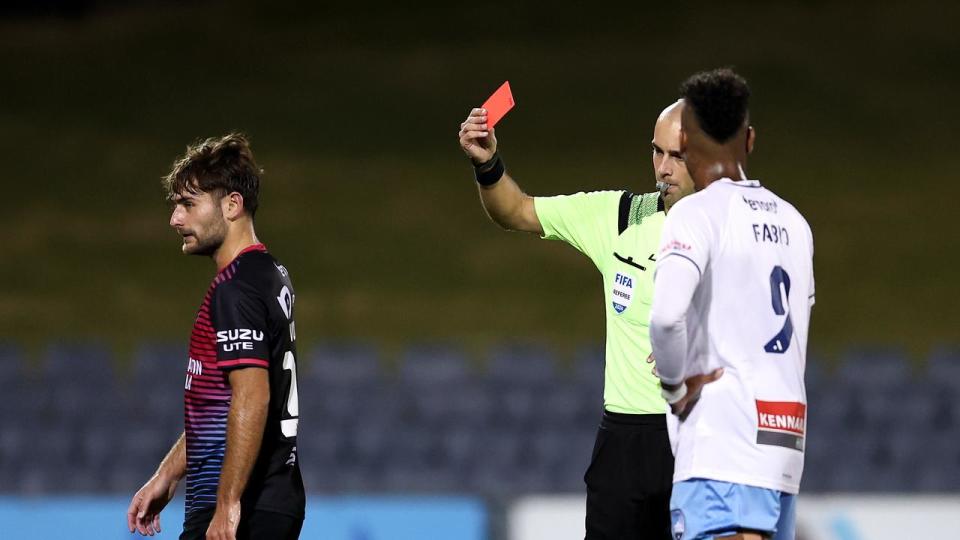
[280,351,299,437]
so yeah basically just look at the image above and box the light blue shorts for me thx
[670,478,796,540]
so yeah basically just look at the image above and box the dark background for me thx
[0,0,958,521]
[2,1,956,366]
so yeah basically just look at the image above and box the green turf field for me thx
[0,1,956,361]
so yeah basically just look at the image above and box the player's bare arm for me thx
[459,108,542,234]
[206,368,270,540]
[127,432,186,536]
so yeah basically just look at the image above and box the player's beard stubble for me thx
[181,213,228,257]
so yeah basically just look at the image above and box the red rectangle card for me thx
[481,81,515,128]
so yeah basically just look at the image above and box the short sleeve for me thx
[211,280,271,370]
[534,190,619,265]
[656,197,713,277]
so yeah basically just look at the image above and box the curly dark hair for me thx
[679,68,751,144]
[163,133,262,217]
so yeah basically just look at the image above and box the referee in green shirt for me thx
[458,100,695,538]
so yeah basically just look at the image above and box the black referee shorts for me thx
[180,508,303,540]
[584,410,674,540]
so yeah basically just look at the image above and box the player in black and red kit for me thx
[127,134,305,540]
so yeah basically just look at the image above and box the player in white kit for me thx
[649,69,815,540]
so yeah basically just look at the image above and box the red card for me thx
[481,81,515,128]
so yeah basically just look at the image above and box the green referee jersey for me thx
[535,190,667,414]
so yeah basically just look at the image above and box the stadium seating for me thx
[1,340,958,496]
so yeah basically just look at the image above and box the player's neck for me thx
[697,159,748,189]
[214,223,260,271]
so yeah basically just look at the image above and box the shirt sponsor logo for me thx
[742,195,778,213]
[756,400,806,452]
[217,328,264,352]
[184,356,203,390]
[611,272,634,314]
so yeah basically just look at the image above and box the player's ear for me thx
[223,192,245,220]
[746,126,756,155]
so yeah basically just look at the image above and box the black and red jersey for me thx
[184,243,304,518]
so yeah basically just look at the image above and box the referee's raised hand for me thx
[459,108,497,165]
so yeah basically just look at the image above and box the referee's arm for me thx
[459,108,542,234]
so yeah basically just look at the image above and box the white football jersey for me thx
[657,178,814,494]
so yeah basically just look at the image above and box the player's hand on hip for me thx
[206,500,241,540]
[459,108,497,164]
[126,474,177,536]
[670,368,724,420]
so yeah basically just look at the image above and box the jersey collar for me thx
[717,177,762,188]
[217,243,267,272]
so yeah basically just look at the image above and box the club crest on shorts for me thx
[611,272,635,314]
[671,509,685,540]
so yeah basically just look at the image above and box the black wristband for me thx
[474,153,505,186]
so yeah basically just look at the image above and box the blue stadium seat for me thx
[818,432,882,491]
[437,425,480,469]
[23,422,79,485]
[381,464,461,493]
[397,343,472,388]
[405,382,489,428]
[0,377,44,427]
[806,391,854,433]
[553,427,596,492]
[925,345,960,395]
[117,426,172,473]
[570,345,606,419]
[347,416,397,467]
[856,390,903,430]
[444,383,495,427]
[495,386,541,426]
[804,352,827,386]
[470,426,523,472]
[76,424,119,482]
[303,342,382,388]
[889,387,938,429]
[131,342,187,383]
[404,425,444,465]
[120,342,188,432]
[801,414,837,493]
[0,343,27,390]
[0,422,30,492]
[540,385,587,426]
[528,426,576,470]
[17,462,76,495]
[105,457,149,493]
[484,342,558,388]
[571,344,604,392]
[42,342,116,384]
[300,343,394,438]
[299,423,344,469]
[835,346,913,390]
[915,432,960,491]
[466,460,517,496]
[39,343,124,426]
